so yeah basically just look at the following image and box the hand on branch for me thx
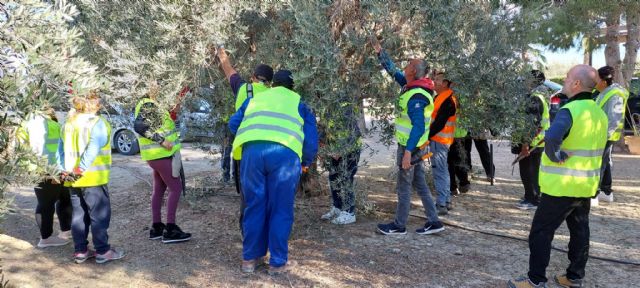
[370,35,382,54]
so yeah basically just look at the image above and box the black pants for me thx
[528,194,590,284]
[464,138,495,178]
[34,180,72,239]
[327,150,361,213]
[222,134,234,182]
[448,138,470,191]
[599,141,615,194]
[519,149,542,204]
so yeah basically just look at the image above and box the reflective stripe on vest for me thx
[232,86,305,160]
[539,99,608,198]
[531,92,550,148]
[134,98,182,161]
[235,82,269,111]
[430,89,457,145]
[394,88,434,147]
[596,86,629,141]
[63,115,112,188]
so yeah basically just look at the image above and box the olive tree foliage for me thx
[73,0,550,151]
[0,1,101,201]
[527,0,640,87]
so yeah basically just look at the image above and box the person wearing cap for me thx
[215,47,274,235]
[593,66,629,204]
[513,70,550,210]
[17,108,72,248]
[228,70,318,275]
[371,38,444,236]
[216,47,274,183]
[509,65,607,288]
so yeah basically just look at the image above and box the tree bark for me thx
[604,9,624,84]
[622,7,640,88]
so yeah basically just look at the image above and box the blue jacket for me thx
[58,118,109,171]
[229,96,319,167]
[544,92,594,162]
[378,50,431,151]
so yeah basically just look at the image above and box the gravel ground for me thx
[1,137,639,288]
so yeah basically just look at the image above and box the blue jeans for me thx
[240,141,301,267]
[70,185,111,254]
[394,145,440,228]
[430,141,451,206]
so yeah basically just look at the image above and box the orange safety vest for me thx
[430,89,457,145]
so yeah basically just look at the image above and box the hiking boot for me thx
[459,183,470,193]
[268,260,297,276]
[415,221,445,235]
[149,222,165,240]
[162,224,191,244]
[516,200,538,210]
[37,235,70,248]
[508,275,547,288]
[96,248,125,264]
[320,206,340,220]
[590,197,599,207]
[376,222,407,235]
[73,249,96,264]
[331,211,356,225]
[58,230,71,240]
[241,257,266,273]
[436,205,448,216]
[597,191,614,203]
[553,274,583,288]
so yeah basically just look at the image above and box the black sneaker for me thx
[459,183,470,193]
[416,221,445,235]
[436,205,448,216]
[149,223,165,240]
[162,224,192,244]
[451,188,460,197]
[376,222,407,235]
[446,202,453,211]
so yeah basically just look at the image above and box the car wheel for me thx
[114,129,139,155]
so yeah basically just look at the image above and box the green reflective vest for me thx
[395,88,434,147]
[539,99,608,198]
[17,113,61,171]
[134,98,182,161]
[596,86,629,141]
[454,126,468,138]
[232,86,304,160]
[235,82,269,111]
[63,115,112,188]
[531,92,550,148]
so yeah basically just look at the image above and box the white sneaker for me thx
[58,230,71,240]
[321,206,340,220]
[331,211,356,225]
[598,192,614,203]
[590,197,599,207]
[37,235,70,248]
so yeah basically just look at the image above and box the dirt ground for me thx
[1,135,639,287]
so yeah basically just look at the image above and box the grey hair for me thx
[414,59,427,79]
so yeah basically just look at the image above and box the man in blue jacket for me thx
[372,39,444,235]
[229,70,318,275]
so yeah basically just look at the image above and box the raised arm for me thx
[215,47,238,82]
